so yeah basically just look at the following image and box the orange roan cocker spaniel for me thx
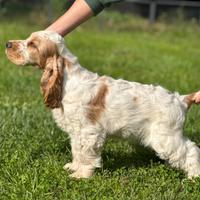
[6,31,200,178]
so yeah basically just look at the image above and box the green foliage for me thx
[1,13,200,199]
[0,0,67,25]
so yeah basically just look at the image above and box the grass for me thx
[1,12,200,199]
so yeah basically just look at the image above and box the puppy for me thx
[6,31,200,178]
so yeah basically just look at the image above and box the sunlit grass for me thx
[1,12,200,199]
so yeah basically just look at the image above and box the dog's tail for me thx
[180,91,200,109]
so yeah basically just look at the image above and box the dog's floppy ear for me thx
[40,55,64,109]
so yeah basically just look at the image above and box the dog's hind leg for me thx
[146,123,200,178]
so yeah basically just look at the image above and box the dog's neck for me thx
[61,47,99,81]
[61,47,100,103]
[59,46,78,65]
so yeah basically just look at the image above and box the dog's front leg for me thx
[65,127,106,179]
[63,136,81,172]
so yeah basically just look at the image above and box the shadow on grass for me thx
[102,143,163,171]
[29,132,164,172]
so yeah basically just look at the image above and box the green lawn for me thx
[1,13,200,199]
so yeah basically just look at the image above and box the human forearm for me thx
[46,0,93,36]
[46,0,122,36]
[85,0,122,15]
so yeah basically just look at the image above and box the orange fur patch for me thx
[28,36,58,68]
[87,84,108,124]
[133,96,138,102]
[40,55,65,109]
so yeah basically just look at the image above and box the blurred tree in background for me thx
[1,0,200,25]
[0,0,73,25]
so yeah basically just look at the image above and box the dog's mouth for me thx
[6,49,27,66]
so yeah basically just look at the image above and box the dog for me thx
[5,31,200,179]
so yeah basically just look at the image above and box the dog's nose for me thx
[6,42,12,48]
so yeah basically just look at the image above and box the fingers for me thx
[193,91,200,104]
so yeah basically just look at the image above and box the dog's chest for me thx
[52,103,82,134]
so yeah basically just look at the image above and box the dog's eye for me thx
[28,41,37,48]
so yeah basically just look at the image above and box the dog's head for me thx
[5,31,65,68]
[5,31,68,109]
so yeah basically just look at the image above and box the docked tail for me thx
[181,91,200,108]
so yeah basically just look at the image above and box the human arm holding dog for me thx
[46,0,121,36]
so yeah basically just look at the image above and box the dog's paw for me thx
[69,167,94,179]
[188,169,200,179]
[63,162,79,172]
